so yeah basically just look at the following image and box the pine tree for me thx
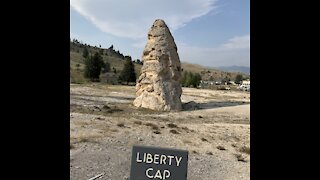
[185,71,194,87]
[192,73,202,88]
[119,59,136,84]
[82,47,89,58]
[235,74,243,84]
[102,61,110,73]
[181,71,188,87]
[84,52,105,81]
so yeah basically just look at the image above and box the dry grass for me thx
[183,139,192,144]
[169,129,179,134]
[134,120,142,125]
[231,143,237,148]
[167,123,178,128]
[70,129,103,144]
[181,127,189,131]
[145,122,159,130]
[235,154,246,162]
[95,117,105,120]
[153,131,161,134]
[192,150,199,154]
[201,137,208,142]
[239,146,250,154]
[76,136,100,144]
[79,137,90,143]
[117,122,125,127]
[73,120,90,127]
[217,145,226,150]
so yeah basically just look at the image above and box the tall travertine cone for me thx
[133,19,182,111]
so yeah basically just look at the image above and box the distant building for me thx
[240,79,250,91]
[241,80,250,86]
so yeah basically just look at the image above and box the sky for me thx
[70,0,250,68]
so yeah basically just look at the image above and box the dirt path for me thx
[70,84,250,180]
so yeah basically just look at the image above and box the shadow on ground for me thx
[182,101,249,111]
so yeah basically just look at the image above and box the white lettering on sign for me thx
[136,152,183,166]
[160,154,166,164]
[145,168,171,179]
[146,153,153,164]
[136,152,183,179]
[154,170,162,179]
[136,152,142,163]
[154,154,159,164]
[146,168,154,178]
[176,156,182,167]
[163,170,170,179]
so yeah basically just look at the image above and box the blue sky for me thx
[70,0,250,67]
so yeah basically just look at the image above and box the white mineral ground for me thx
[70,83,250,180]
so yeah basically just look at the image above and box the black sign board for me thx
[130,145,188,180]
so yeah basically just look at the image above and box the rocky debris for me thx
[133,19,182,111]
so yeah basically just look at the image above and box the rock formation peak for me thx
[133,19,182,111]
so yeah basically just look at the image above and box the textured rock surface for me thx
[133,19,182,111]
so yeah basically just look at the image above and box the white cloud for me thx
[219,34,250,50]
[70,0,249,67]
[178,34,250,67]
[70,0,217,39]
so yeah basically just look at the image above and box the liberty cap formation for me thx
[133,19,182,111]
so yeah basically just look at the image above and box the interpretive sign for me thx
[130,145,188,180]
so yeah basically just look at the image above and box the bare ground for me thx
[70,83,250,180]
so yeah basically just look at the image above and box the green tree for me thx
[82,47,89,58]
[84,52,105,81]
[76,64,81,71]
[99,48,104,55]
[192,73,202,88]
[221,76,230,84]
[113,67,117,74]
[119,59,136,84]
[181,71,188,87]
[185,71,194,87]
[235,74,243,84]
[181,71,201,88]
[102,61,110,73]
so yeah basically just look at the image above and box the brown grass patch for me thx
[231,143,237,148]
[170,129,179,134]
[201,137,208,142]
[217,145,226,150]
[134,120,142,125]
[181,127,189,131]
[145,122,159,130]
[117,122,125,127]
[239,146,250,154]
[110,129,119,132]
[192,150,198,154]
[167,123,178,128]
[183,139,192,144]
[235,154,246,162]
